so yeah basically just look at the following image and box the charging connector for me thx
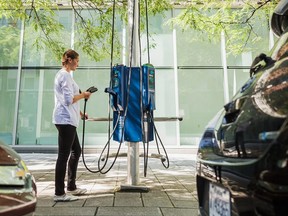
[86,86,98,93]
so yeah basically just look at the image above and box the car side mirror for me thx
[250,53,275,77]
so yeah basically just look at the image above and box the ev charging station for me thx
[105,0,162,190]
[108,64,155,144]
[108,0,156,189]
[106,63,155,188]
[82,0,169,191]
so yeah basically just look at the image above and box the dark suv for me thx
[196,1,288,215]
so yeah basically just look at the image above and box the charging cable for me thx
[81,86,125,174]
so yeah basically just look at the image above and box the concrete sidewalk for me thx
[21,153,199,216]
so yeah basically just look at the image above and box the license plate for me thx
[209,183,231,216]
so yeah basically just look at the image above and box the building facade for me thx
[0,7,273,151]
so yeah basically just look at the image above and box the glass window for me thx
[22,10,73,67]
[152,68,178,146]
[20,8,72,144]
[0,70,18,145]
[176,29,222,66]
[17,69,39,145]
[175,8,224,146]
[0,7,273,149]
[227,10,270,67]
[73,9,123,66]
[178,68,225,146]
[0,18,21,145]
[227,69,250,100]
[0,19,21,66]
[174,9,222,67]
[37,69,57,145]
[76,68,112,146]
[139,12,178,146]
[16,66,112,146]
[141,11,174,66]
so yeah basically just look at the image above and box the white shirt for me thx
[52,68,80,127]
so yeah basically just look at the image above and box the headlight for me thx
[0,160,33,193]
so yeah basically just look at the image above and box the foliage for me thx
[168,0,280,55]
[0,24,20,65]
[0,0,282,61]
[0,0,172,62]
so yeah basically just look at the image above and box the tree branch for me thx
[244,0,273,24]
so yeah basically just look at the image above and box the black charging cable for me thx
[81,86,125,174]
[80,86,105,174]
[148,111,170,169]
[81,86,116,174]
[80,0,126,175]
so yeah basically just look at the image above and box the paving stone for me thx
[171,200,199,208]
[142,192,173,207]
[54,198,86,207]
[36,197,56,207]
[20,153,199,216]
[161,207,199,216]
[166,190,193,201]
[34,206,97,216]
[84,193,114,207]
[114,192,143,206]
[97,206,162,216]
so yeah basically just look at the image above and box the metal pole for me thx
[12,19,25,146]
[127,0,140,186]
[128,0,140,67]
[117,0,148,192]
[221,31,229,104]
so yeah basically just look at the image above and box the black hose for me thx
[149,111,170,169]
[81,99,123,174]
[81,99,102,173]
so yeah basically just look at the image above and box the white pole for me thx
[128,0,140,67]
[172,28,180,146]
[221,31,229,103]
[36,53,45,142]
[127,0,140,186]
[122,27,126,65]
[233,69,237,96]
[12,19,25,145]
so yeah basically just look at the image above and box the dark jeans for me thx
[55,124,81,196]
